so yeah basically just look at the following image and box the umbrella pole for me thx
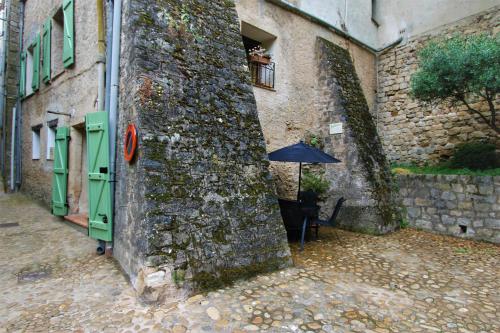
[297,162,302,201]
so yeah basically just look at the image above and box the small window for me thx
[32,127,41,160]
[25,46,34,96]
[241,22,277,90]
[47,125,56,160]
[52,8,65,76]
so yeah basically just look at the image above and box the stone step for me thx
[64,214,88,229]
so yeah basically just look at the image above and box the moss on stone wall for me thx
[117,0,292,294]
[318,38,401,231]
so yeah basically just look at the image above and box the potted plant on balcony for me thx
[248,46,271,65]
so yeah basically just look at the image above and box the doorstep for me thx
[64,214,89,229]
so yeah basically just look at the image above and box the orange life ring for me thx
[124,124,138,162]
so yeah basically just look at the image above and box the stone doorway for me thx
[65,123,88,228]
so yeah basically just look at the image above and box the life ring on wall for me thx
[124,124,138,162]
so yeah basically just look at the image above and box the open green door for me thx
[86,112,113,242]
[51,127,70,216]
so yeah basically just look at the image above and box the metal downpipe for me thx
[108,0,122,249]
[104,0,113,113]
[0,0,11,177]
[96,0,106,111]
[14,0,25,190]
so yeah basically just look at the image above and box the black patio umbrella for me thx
[268,141,341,200]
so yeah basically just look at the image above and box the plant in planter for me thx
[300,170,330,202]
[248,46,271,64]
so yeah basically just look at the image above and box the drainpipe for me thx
[9,106,15,190]
[104,0,113,113]
[14,0,25,190]
[0,1,10,177]
[96,0,106,111]
[108,0,121,250]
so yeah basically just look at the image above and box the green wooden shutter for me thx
[31,34,41,91]
[19,51,26,98]
[62,0,74,68]
[42,19,51,83]
[51,127,70,216]
[86,112,113,242]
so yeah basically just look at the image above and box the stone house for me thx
[0,0,497,298]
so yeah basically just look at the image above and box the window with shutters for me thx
[52,8,65,77]
[25,35,40,97]
[24,34,40,97]
[51,0,74,77]
[32,126,42,160]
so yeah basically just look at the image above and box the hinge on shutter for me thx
[98,214,108,224]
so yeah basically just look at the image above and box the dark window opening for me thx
[242,35,275,89]
[52,7,65,77]
[459,225,467,234]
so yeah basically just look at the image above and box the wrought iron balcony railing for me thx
[249,60,275,90]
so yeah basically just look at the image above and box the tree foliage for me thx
[410,34,500,134]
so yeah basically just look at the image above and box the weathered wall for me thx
[114,0,291,299]
[273,0,379,47]
[235,0,377,200]
[0,0,21,190]
[376,0,500,46]
[316,38,400,234]
[376,8,500,164]
[398,174,500,244]
[20,0,100,210]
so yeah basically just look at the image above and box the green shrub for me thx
[410,34,500,135]
[449,141,498,170]
[301,171,330,196]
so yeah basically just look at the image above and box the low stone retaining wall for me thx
[397,174,500,244]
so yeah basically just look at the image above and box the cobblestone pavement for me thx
[1,192,499,333]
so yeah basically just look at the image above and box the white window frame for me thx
[46,125,56,160]
[25,46,34,96]
[32,128,41,160]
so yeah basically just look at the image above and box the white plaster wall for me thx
[377,0,500,45]
[271,0,379,47]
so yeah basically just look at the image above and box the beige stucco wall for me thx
[235,0,377,199]
[21,0,100,212]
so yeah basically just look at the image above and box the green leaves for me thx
[301,171,330,196]
[410,33,500,134]
[411,34,500,101]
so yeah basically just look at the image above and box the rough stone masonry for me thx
[376,7,500,164]
[113,0,291,300]
[316,38,401,235]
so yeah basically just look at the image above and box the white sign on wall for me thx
[329,123,343,135]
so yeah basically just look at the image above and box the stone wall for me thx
[398,174,500,244]
[316,38,400,234]
[376,7,500,164]
[114,0,291,300]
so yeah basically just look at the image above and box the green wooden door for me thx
[51,127,70,216]
[86,112,113,242]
